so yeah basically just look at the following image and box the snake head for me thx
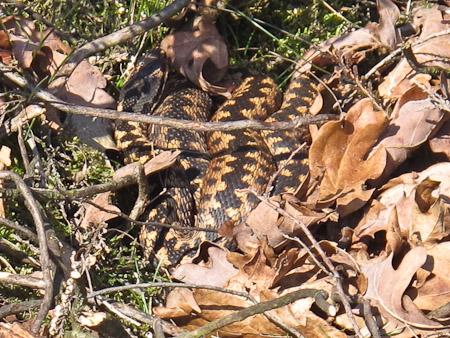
[118,49,168,114]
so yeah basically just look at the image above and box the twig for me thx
[246,190,364,338]
[0,61,336,133]
[362,297,381,338]
[0,171,54,334]
[88,282,317,338]
[16,125,32,178]
[1,0,77,44]
[0,271,46,289]
[103,301,181,336]
[0,104,45,139]
[364,28,450,80]
[0,300,42,319]
[128,163,151,221]
[55,0,191,78]
[0,217,39,243]
[176,289,325,338]
[402,41,450,76]
[89,282,257,300]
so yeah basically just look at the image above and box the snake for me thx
[115,49,318,267]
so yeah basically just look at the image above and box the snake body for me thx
[115,50,318,266]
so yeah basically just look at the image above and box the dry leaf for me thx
[161,20,229,96]
[379,11,450,99]
[308,98,387,216]
[362,246,444,328]
[353,162,450,247]
[0,322,38,338]
[377,0,401,48]
[429,119,450,159]
[370,90,446,186]
[172,247,238,287]
[79,193,120,230]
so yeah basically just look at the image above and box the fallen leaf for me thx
[0,322,38,338]
[161,20,229,96]
[370,90,446,186]
[429,119,450,159]
[353,163,450,248]
[153,287,201,318]
[172,247,238,287]
[379,9,450,99]
[411,242,450,311]
[362,246,444,328]
[377,0,401,49]
[308,98,387,216]
[79,192,121,230]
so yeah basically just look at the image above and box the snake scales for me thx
[115,49,318,267]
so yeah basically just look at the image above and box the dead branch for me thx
[176,289,326,338]
[0,271,45,289]
[88,282,317,338]
[0,300,42,320]
[0,61,336,133]
[0,217,39,243]
[0,170,54,334]
[56,0,192,78]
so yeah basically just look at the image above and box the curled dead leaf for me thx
[370,91,446,186]
[161,20,229,96]
[353,162,450,247]
[362,246,444,328]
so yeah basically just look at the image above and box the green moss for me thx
[218,0,366,83]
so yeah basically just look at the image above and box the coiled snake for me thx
[115,49,318,267]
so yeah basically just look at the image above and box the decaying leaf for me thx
[2,16,117,151]
[161,20,229,96]
[172,247,238,287]
[370,88,446,186]
[429,120,450,159]
[411,242,450,312]
[0,322,38,338]
[377,0,401,49]
[79,192,121,231]
[379,7,450,98]
[353,162,450,246]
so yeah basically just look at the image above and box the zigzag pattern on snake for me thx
[115,49,319,267]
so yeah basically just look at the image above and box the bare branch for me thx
[56,0,192,77]
[0,171,54,334]
[0,61,336,134]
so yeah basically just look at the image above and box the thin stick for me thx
[0,62,335,133]
[246,190,364,338]
[56,0,191,78]
[0,171,54,334]
[177,289,325,338]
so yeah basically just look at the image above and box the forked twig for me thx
[245,189,364,338]
[0,171,54,334]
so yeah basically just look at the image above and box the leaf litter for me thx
[2,1,450,337]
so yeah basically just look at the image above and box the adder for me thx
[115,49,319,267]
